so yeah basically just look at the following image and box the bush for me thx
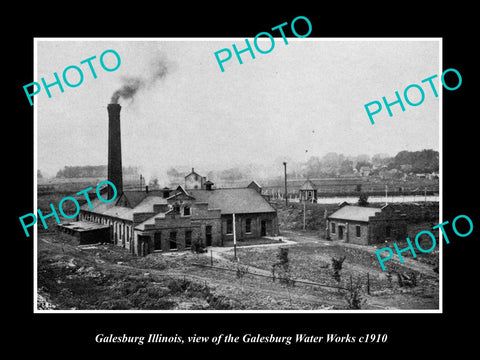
[272,248,290,282]
[167,278,190,293]
[396,272,417,288]
[331,256,346,282]
[344,277,366,310]
[357,192,369,207]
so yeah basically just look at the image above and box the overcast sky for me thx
[36,39,440,181]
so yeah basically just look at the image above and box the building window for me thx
[169,231,177,250]
[246,218,252,233]
[356,225,361,237]
[154,232,162,251]
[331,222,336,234]
[184,206,191,216]
[226,218,233,234]
[185,230,192,249]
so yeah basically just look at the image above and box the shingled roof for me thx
[81,186,276,224]
[80,197,135,221]
[188,188,276,215]
[300,180,317,191]
[327,205,381,222]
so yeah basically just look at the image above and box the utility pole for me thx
[424,187,427,202]
[385,184,388,205]
[283,162,288,206]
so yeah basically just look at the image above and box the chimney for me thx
[107,104,123,199]
[162,187,171,198]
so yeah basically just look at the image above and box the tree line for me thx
[55,165,139,178]
[164,149,439,182]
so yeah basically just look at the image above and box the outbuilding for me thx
[299,180,317,202]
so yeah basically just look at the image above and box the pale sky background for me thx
[36,39,440,182]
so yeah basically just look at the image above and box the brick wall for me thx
[327,206,408,246]
[328,220,369,245]
[221,212,278,242]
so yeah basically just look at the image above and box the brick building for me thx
[326,203,407,245]
[73,104,278,255]
[184,168,206,190]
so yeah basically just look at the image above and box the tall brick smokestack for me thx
[107,103,123,199]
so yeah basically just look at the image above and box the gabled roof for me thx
[118,190,170,208]
[80,191,168,221]
[80,197,136,221]
[81,186,276,223]
[176,184,189,196]
[166,185,195,200]
[248,180,261,188]
[134,196,168,213]
[188,188,276,215]
[119,191,148,208]
[300,180,317,191]
[185,168,203,179]
[135,210,172,231]
[328,205,381,222]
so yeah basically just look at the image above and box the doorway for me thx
[338,226,344,240]
[154,232,162,251]
[261,220,267,236]
[206,225,212,246]
[169,231,177,250]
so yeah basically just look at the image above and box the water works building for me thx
[74,170,278,256]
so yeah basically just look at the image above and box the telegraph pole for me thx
[283,162,288,206]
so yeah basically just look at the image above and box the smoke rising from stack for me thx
[110,56,169,104]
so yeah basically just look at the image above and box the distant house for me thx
[185,168,206,190]
[400,164,413,172]
[327,203,407,245]
[299,180,317,202]
[359,166,371,177]
[379,168,399,179]
[247,180,262,194]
